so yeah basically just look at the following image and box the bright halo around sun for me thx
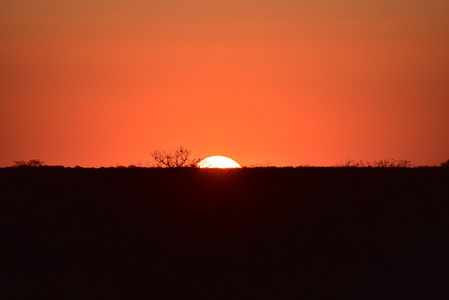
[198,156,241,168]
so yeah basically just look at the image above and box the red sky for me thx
[1,0,449,167]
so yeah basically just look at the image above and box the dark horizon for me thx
[3,167,449,298]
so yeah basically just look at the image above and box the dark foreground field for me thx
[2,167,449,299]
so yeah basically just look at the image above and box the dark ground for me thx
[2,167,448,299]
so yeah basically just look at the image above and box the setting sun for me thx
[198,156,241,169]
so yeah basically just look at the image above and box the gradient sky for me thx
[1,0,448,167]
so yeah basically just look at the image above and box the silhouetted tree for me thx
[13,159,45,167]
[441,159,449,167]
[150,146,201,168]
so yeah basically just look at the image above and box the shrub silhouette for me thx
[372,158,413,168]
[441,159,449,167]
[150,146,201,168]
[337,158,414,168]
[337,158,367,167]
[13,159,45,167]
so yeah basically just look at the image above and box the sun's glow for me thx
[198,156,241,168]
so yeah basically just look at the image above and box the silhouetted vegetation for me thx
[12,159,45,167]
[2,167,448,298]
[150,145,201,168]
[337,158,366,167]
[441,159,449,167]
[337,158,414,168]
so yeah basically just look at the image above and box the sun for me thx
[198,156,241,168]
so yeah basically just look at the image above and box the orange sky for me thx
[1,0,449,167]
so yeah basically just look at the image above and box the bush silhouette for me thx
[337,158,367,167]
[372,158,413,168]
[441,159,449,167]
[337,158,414,168]
[13,159,45,167]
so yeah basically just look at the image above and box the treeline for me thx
[8,158,449,168]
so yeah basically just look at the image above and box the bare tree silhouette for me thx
[150,146,201,168]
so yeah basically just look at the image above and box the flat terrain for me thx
[2,167,448,299]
